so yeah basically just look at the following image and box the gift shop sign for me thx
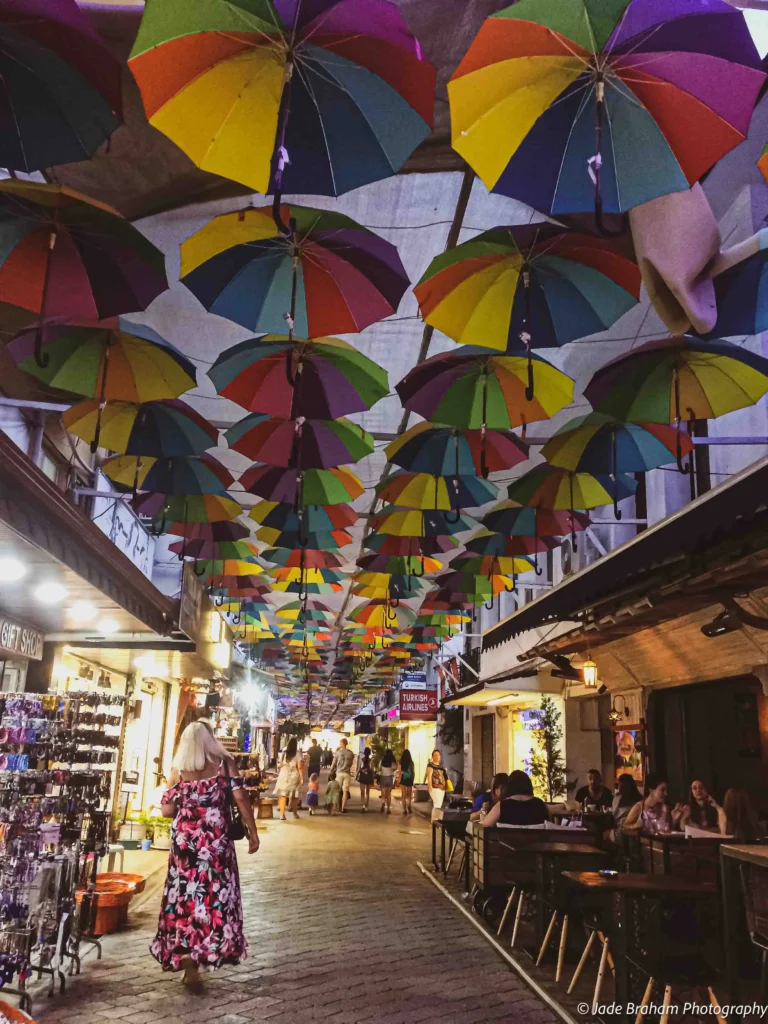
[0,617,44,660]
[399,687,438,721]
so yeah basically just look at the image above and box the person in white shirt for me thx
[330,739,355,813]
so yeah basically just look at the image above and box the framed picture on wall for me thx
[614,726,645,786]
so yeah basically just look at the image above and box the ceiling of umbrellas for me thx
[3,0,768,724]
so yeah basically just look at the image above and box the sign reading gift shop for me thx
[399,685,438,722]
[0,617,44,660]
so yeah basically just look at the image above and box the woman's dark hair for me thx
[285,737,298,759]
[506,770,534,797]
[644,773,668,797]
[400,749,414,771]
[688,780,718,829]
[491,772,509,798]
[616,774,642,807]
[381,749,396,768]
[724,788,760,843]
[362,748,371,763]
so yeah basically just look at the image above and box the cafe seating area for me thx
[430,812,768,1023]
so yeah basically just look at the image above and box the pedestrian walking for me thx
[274,737,304,821]
[425,749,448,821]
[330,737,355,813]
[357,748,374,811]
[379,749,396,814]
[151,721,259,987]
[306,773,320,816]
[398,749,415,815]
[325,771,341,815]
[307,738,322,778]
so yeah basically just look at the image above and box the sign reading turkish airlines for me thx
[399,686,438,721]
[0,617,44,660]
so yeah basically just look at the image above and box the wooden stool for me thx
[567,925,614,1009]
[257,799,275,819]
[536,909,570,982]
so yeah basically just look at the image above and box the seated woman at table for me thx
[680,779,726,834]
[622,773,684,833]
[612,773,642,834]
[481,770,548,827]
[723,787,763,842]
[470,772,509,822]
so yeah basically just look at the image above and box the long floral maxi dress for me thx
[150,774,247,972]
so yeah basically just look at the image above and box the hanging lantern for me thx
[582,659,598,689]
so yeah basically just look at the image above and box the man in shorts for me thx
[331,738,355,813]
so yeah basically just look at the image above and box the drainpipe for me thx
[27,411,44,467]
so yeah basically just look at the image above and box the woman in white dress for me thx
[274,737,304,820]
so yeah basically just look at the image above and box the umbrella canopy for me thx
[266,567,346,585]
[368,508,476,538]
[132,493,243,525]
[129,0,435,197]
[260,548,344,570]
[166,521,251,542]
[396,348,574,428]
[255,526,353,550]
[415,224,640,353]
[583,336,768,425]
[0,182,166,330]
[270,580,343,595]
[480,502,591,538]
[375,471,498,511]
[697,229,768,339]
[357,554,444,576]
[363,533,460,556]
[348,602,416,631]
[276,600,335,622]
[0,0,122,172]
[63,398,216,457]
[103,453,234,496]
[209,335,388,419]
[239,465,364,505]
[506,466,637,513]
[226,414,373,469]
[169,539,260,562]
[181,204,409,337]
[249,500,357,532]
[386,423,529,478]
[465,529,558,558]
[449,0,764,217]
[450,554,533,577]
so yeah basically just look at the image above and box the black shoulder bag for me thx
[223,760,246,841]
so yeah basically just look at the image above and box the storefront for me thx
[0,613,45,692]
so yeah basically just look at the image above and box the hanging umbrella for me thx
[129,0,435,200]
[0,0,122,172]
[194,559,262,578]
[181,204,409,336]
[271,580,343,595]
[696,229,768,339]
[169,538,260,562]
[466,529,558,558]
[226,414,373,469]
[276,600,335,622]
[220,599,273,619]
[260,548,344,570]
[386,422,529,479]
[415,225,640,363]
[239,465,364,505]
[132,493,243,528]
[0,182,167,365]
[542,412,693,514]
[352,578,427,600]
[583,336,768,468]
[450,554,533,579]
[250,500,356,533]
[375,471,498,511]
[480,502,590,539]
[357,554,443,576]
[10,319,194,451]
[63,398,216,457]
[255,526,353,550]
[265,567,346,585]
[448,0,764,222]
[209,335,388,419]
[207,574,267,591]
[368,508,476,538]
[166,520,251,542]
[363,533,460,557]
[348,602,416,631]
[396,348,574,429]
[103,453,234,496]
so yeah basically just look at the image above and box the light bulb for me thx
[0,558,26,583]
[34,582,67,604]
[70,602,97,623]
[97,618,119,635]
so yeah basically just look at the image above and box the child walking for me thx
[306,773,320,815]
[325,771,341,815]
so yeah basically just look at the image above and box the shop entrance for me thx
[472,713,495,788]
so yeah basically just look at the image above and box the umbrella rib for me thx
[292,59,338,195]
[550,81,596,219]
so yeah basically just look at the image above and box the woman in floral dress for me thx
[151,722,260,986]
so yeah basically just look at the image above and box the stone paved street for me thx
[30,803,559,1024]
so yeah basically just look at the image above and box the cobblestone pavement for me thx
[31,802,559,1024]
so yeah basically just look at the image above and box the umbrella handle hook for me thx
[212,594,224,608]
[612,427,622,520]
[484,597,495,611]
[149,511,167,538]
[592,74,626,239]
[445,507,461,526]
[193,562,207,578]
[411,558,424,579]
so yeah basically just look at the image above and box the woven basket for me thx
[0,1000,36,1024]
[96,872,146,895]
[75,882,133,908]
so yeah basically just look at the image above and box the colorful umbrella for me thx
[276,600,335,623]
[415,224,640,360]
[129,0,435,198]
[194,560,262,579]
[449,0,764,220]
[542,412,693,513]
[348,602,416,631]
[696,229,768,340]
[0,182,167,363]
[368,508,476,538]
[209,335,388,419]
[249,500,356,533]
[0,0,122,172]
[239,465,364,505]
[266,567,346,585]
[480,502,590,539]
[352,577,426,600]
[260,548,344,570]
[450,554,533,579]
[271,580,343,595]
[466,529,558,558]
[396,349,574,429]
[169,538,260,562]
[363,533,460,557]
[63,398,216,457]
[181,205,409,336]
[375,471,498,511]
[255,526,353,550]
[357,554,444,576]
[103,453,234,496]
[386,423,528,479]
[132,493,242,527]
[226,414,373,469]
[166,520,251,543]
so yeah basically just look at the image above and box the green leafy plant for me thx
[439,707,464,756]
[526,696,568,802]
[368,728,405,772]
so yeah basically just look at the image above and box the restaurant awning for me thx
[483,456,768,653]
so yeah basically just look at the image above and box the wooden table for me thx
[721,844,768,1015]
[635,829,727,877]
[564,872,718,1023]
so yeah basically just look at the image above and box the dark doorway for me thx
[480,714,495,789]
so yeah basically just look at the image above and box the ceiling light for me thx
[70,602,97,624]
[34,582,67,604]
[97,618,119,635]
[134,654,156,673]
[0,558,26,583]
[582,659,598,688]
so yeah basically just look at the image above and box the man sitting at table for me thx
[481,770,549,827]
[470,772,508,822]
[575,768,613,811]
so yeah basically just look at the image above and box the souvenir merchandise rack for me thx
[0,690,126,1010]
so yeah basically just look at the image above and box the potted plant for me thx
[152,816,172,851]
